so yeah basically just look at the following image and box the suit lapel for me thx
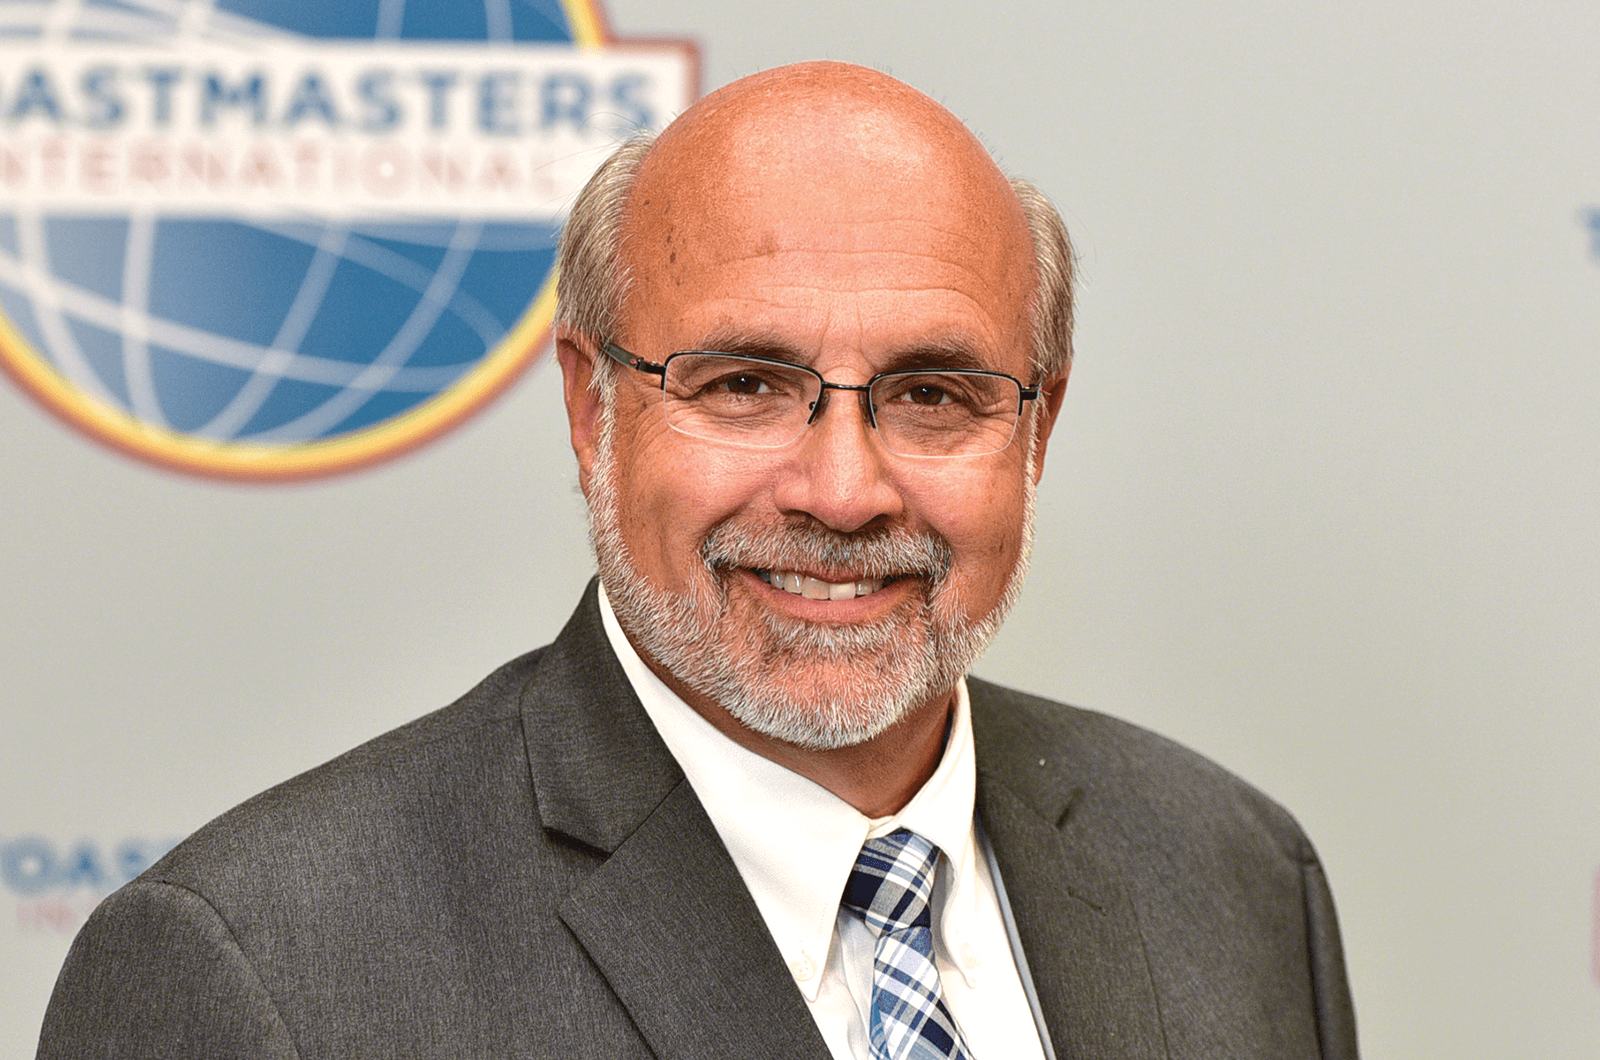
[521,584,831,1060]
[559,780,831,1060]
[972,683,1169,1060]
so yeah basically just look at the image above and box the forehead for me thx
[616,100,1036,376]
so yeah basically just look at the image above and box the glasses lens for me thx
[660,354,819,447]
[870,371,1022,457]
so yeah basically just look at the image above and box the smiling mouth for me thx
[754,569,890,601]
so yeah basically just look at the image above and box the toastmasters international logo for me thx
[0,0,695,479]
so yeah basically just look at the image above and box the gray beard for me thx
[585,391,1036,750]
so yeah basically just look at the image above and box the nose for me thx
[770,388,905,533]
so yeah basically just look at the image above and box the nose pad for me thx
[805,387,830,425]
[857,388,877,430]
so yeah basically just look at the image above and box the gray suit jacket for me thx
[38,583,1357,1059]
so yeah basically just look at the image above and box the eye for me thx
[879,374,978,410]
[715,372,774,396]
[903,383,952,406]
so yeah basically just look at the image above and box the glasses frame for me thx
[600,342,1041,457]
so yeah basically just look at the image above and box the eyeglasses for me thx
[602,343,1040,458]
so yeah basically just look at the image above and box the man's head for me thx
[556,62,1073,752]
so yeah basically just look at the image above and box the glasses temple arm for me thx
[601,342,667,378]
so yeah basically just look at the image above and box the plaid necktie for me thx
[841,829,975,1060]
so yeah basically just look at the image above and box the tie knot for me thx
[841,829,940,938]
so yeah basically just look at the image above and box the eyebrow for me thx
[688,328,998,375]
[689,327,805,364]
[874,343,990,374]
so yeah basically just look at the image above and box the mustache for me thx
[700,519,952,584]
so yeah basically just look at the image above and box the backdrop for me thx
[4,2,1598,1057]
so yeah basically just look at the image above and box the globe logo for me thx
[0,0,695,479]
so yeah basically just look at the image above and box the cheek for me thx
[614,439,774,578]
[900,470,1029,578]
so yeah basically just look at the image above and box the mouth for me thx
[753,569,890,601]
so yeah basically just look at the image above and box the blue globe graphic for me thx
[0,0,585,468]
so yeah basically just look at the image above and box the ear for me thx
[1026,365,1071,483]
[556,327,603,496]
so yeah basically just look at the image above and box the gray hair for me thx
[1008,176,1075,378]
[555,133,1075,381]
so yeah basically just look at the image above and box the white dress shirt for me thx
[599,587,1048,1060]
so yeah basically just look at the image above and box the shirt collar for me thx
[597,584,980,999]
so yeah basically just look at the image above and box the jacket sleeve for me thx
[36,881,299,1060]
[1303,858,1359,1060]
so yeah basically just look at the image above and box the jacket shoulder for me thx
[148,646,550,892]
[968,677,1314,866]
[41,637,665,1058]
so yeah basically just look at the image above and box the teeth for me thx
[760,570,885,600]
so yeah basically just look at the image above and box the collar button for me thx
[789,954,817,982]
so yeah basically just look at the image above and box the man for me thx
[39,63,1357,1059]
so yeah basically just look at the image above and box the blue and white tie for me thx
[841,829,975,1060]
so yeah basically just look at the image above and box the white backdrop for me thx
[5,2,1600,1057]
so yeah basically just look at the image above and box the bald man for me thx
[39,64,1358,1060]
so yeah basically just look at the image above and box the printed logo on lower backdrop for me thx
[0,0,696,480]
[3,835,178,935]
